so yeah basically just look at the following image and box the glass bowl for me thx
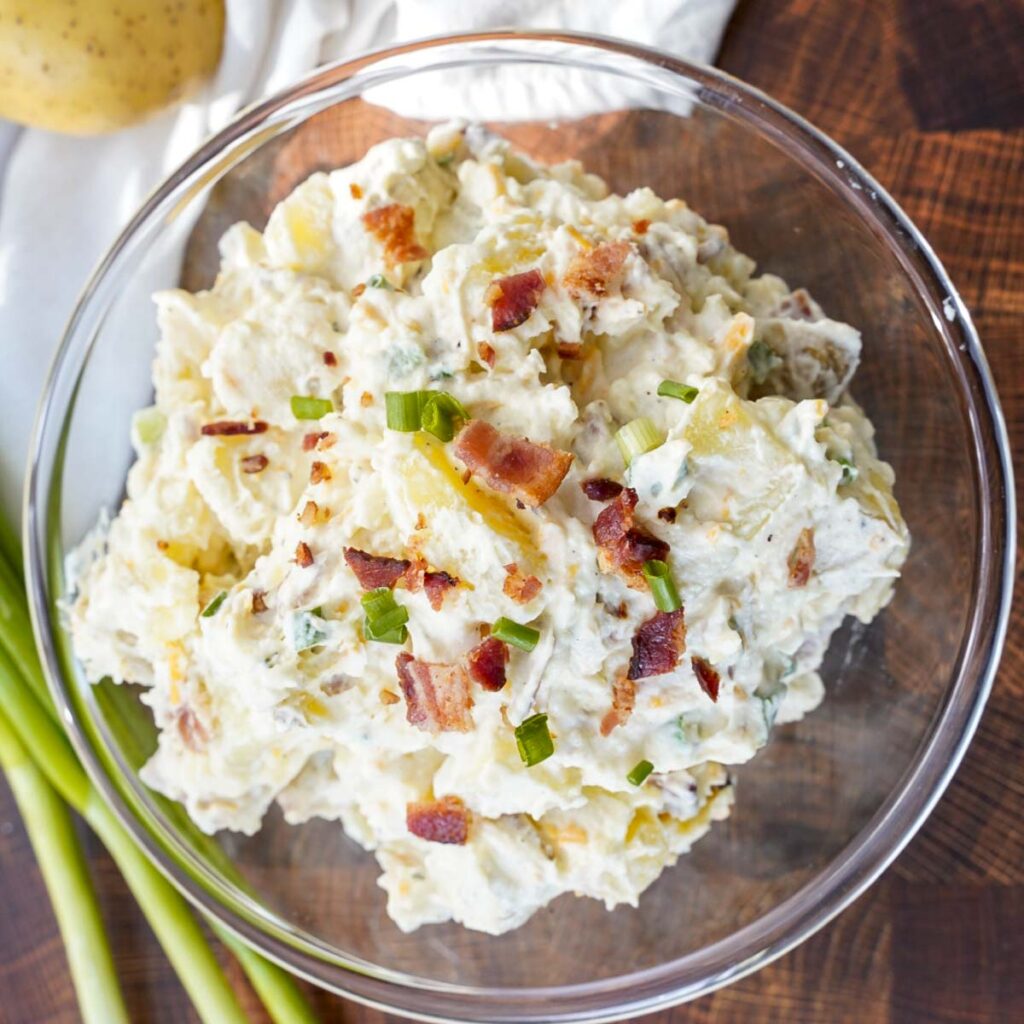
[24,31,1014,1023]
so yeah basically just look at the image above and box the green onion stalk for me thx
[0,525,318,1023]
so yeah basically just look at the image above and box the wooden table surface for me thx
[2,1,1022,1021]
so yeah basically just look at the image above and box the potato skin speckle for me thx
[0,0,225,134]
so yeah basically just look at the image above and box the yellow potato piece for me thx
[0,0,225,134]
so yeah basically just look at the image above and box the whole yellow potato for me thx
[0,0,225,134]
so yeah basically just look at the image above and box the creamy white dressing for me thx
[69,123,909,935]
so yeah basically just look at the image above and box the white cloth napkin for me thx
[0,0,736,526]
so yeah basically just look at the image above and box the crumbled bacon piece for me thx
[600,675,636,736]
[361,203,428,266]
[556,341,583,359]
[298,500,319,526]
[691,656,721,702]
[176,707,208,752]
[478,341,496,367]
[564,240,631,297]
[344,547,410,590]
[423,570,458,611]
[503,562,542,604]
[787,527,816,588]
[310,460,331,484]
[302,431,328,451]
[453,420,572,508]
[593,488,670,588]
[581,478,624,502]
[251,590,268,613]
[632,218,651,235]
[295,541,314,568]
[201,420,268,436]
[380,688,400,705]
[628,609,686,681]
[349,182,363,200]
[396,653,474,733]
[241,454,268,474]
[352,282,366,299]
[657,506,677,524]
[774,288,816,321]
[406,795,470,845]
[323,351,338,367]
[467,636,509,691]
[486,269,546,332]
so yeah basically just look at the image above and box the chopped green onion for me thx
[747,339,782,383]
[385,390,430,431]
[200,591,228,618]
[615,417,664,466]
[361,587,397,619]
[492,617,540,652]
[374,626,409,644]
[290,395,334,420]
[657,380,699,404]
[133,406,166,445]
[421,391,469,442]
[515,713,554,767]
[367,273,392,289]
[366,605,409,640]
[291,611,327,651]
[627,759,654,786]
[642,560,681,612]
[833,456,858,485]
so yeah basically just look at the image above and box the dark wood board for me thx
[2,1,1022,1020]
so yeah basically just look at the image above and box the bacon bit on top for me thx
[361,203,428,266]
[478,341,496,367]
[349,182,363,200]
[295,541,314,568]
[787,527,816,588]
[344,547,411,590]
[581,478,624,502]
[593,487,670,588]
[657,506,677,524]
[423,570,459,611]
[467,636,509,691]
[600,675,636,736]
[323,351,338,367]
[453,419,573,508]
[201,420,268,436]
[176,707,208,752]
[503,562,542,604]
[774,288,816,321]
[628,609,686,681]
[352,282,366,299]
[380,688,401,705]
[406,795,470,845]
[632,218,651,235]
[310,460,332,484]
[396,653,474,733]
[251,590,268,614]
[486,269,546,332]
[556,341,583,359]
[691,656,721,702]
[564,240,631,297]
[240,453,269,474]
[302,431,328,451]
[299,500,318,526]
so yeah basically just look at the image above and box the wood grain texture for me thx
[2,1,1022,1020]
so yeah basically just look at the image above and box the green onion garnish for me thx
[367,274,392,289]
[642,560,681,612]
[421,392,469,442]
[747,339,782,383]
[200,591,227,618]
[291,610,327,651]
[385,391,429,431]
[290,395,334,420]
[492,617,540,652]
[361,588,409,644]
[834,456,858,485]
[615,417,664,466]
[515,713,554,767]
[627,759,654,786]
[133,406,166,445]
[657,380,699,404]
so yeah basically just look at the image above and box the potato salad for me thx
[69,123,909,935]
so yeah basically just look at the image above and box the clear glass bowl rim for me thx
[23,30,1016,1024]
